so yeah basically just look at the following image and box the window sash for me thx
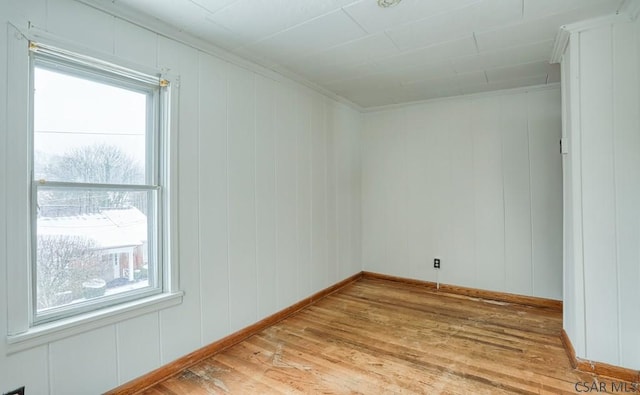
[32,186,164,324]
[32,59,162,187]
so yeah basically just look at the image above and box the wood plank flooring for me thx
[140,278,637,394]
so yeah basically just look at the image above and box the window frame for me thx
[29,45,165,324]
[5,27,182,354]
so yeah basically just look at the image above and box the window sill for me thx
[6,291,183,354]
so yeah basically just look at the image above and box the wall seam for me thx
[154,312,161,371]
[401,109,409,280]
[323,99,329,287]
[274,88,279,307]
[577,31,589,359]
[195,51,204,345]
[271,82,277,310]
[225,76,231,333]
[469,99,477,288]
[335,107,340,283]
[253,75,259,321]
[158,310,163,364]
[114,324,121,384]
[195,52,202,344]
[499,97,507,293]
[526,93,535,296]
[295,91,301,299]
[47,343,53,394]
[610,22,622,366]
[196,54,204,347]
[308,97,316,292]
[308,100,313,290]
[471,99,479,288]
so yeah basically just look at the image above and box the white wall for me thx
[362,87,563,300]
[562,15,640,370]
[0,0,362,393]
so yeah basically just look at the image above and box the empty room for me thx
[1,0,639,393]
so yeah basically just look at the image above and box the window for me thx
[29,42,169,325]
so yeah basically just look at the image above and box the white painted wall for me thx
[362,87,563,300]
[0,0,362,393]
[562,15,640,370]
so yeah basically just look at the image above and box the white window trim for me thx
[30,43,165,324]
[6,292,183,354]
[5,24,182,353]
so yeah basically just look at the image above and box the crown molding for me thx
[363,83,560,113]
[73,0,363,113]
[562,13,630,33]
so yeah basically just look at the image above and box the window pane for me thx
[36,189,156,313]
[33,67,148,184]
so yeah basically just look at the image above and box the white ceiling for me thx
[112,0,625,108]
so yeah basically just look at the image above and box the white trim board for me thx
[362,83,560,113]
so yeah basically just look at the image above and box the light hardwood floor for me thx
[140,278,635,394]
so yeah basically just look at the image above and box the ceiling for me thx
[111,0,625,108]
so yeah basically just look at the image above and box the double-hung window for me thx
[29,42,169,325]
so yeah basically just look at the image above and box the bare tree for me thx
[47,143,144,184]
[36,235,103,310]
[40,143,146,214]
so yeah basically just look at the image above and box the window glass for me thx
[33,67,147,185]
[35,189,156,313]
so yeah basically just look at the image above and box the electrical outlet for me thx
[434,258,440,269]
[3,386,25,395]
